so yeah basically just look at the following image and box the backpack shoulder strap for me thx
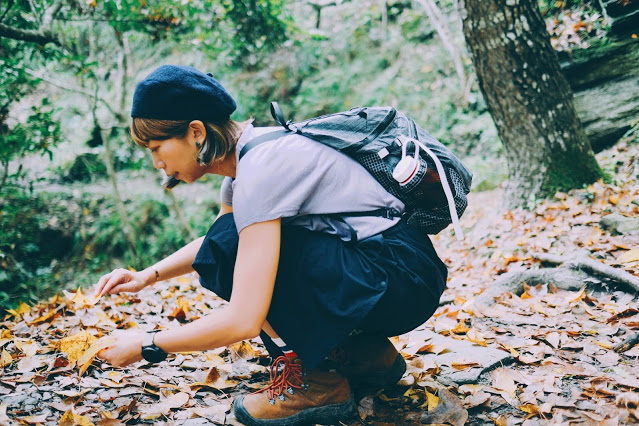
[238,129,290,161]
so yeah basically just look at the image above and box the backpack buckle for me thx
[382,208,399,219]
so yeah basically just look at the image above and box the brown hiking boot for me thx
[233,356,356,425]
[330,333,406,398]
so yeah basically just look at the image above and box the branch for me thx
[533,252,639,293]
[42,0,64,29]
[0,0,16,24]
[614,333,639,353]
[0,161,9,194]
[23,68,119,117]
[0,22,59,45]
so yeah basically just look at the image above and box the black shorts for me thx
[192,213,447,369]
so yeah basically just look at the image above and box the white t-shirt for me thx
[220,125,405,241]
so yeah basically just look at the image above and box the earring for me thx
[195,141,201,148]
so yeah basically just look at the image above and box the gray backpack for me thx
[240,102,472,240]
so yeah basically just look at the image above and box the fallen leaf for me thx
[425,390,440,411]
[466,328,488,346]
[63,287,101,308]
[139,391,190,420]
[6,302,30,317]
[56,331,96,367]
[78,337,116,377]
[618,249,639,264]
[192,403,231,422]
[59,409,95,426]
[450,358,480,370]
[16,355,47,373]
[228,341,256,360]
[19,414,49,424]
[420,388,468,426]
[0,350,12,367]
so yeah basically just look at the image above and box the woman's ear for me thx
[189,120,206,143]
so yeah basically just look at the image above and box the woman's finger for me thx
[99,271,128,297]
[93,271,115,296]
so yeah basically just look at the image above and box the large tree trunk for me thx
[459,0,603,208]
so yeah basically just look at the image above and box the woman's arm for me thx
[94,202,233,297]
[98,217,281,366]
[154,217,280,352]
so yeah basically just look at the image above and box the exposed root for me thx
[473,267,596,309]
[614,332,639,353]
[473,252,639,309]
[533,252,639,292]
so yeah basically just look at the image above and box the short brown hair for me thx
[130,117,252,164]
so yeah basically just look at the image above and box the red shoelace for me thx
[252,356,305,403]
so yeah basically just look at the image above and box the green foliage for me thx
[220,0,294,68]
[0,98,60,169]
[0,190,74,308]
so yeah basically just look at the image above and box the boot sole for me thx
[233,394,357,426]
[350,353,407,398]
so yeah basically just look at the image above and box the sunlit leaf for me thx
[56,331,96,367]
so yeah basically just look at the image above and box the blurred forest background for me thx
[0,0,637,309]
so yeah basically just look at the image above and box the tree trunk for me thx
[459,0,603,208]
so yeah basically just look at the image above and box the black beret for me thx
[131,65,236,122]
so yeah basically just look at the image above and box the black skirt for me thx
[192,213,447,369]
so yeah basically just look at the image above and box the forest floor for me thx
[0,134,638,425]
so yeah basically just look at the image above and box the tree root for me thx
[614,333,639,353]
[473,252,639,309]
[533,252,639,292]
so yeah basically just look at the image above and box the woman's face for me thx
[147,136,205,184]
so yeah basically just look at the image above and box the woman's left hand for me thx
[97,330,146,368]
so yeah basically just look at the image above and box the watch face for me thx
[142,346,167,363]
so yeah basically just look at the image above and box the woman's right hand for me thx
[93,268,153,297]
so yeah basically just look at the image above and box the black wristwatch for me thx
[141,330,168,363]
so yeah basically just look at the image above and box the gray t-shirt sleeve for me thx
[232,146,320,233]
[220,176,233,206]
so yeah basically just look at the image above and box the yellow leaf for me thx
[426,390,439,411]
[519,404,542,417]
[569,285,587,303]
[78,337,117,377]
[228,341,256,360]
[59,409,95,426]
[609,195,620,205]
[618,249,639,264]
[0,350,12,367]
[594,341,613,350]
[63,288,101,308]
[56,331,96,367]
[451,358,480,370]
[25,309,56,325]
[452,320,470,334]
[7,302,30,317]
[467,329,488,346]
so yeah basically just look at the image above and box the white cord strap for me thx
[398,135,464,241]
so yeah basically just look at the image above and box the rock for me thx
[1,393,29,406]
[600,213,639,235]
[560,38,639,151]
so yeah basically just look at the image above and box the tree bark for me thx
[458,0,603,209]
